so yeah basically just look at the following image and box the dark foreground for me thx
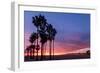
[24,53,90,62]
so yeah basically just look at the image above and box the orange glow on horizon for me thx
[24,48,90,57]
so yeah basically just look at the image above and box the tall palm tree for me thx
[32,16,39,46]
[39,15,47,60]
[32,14,57,60]
[26,45,35,60]
[46,24,57,60]
[25,46,30,60]
[29,32,37,60]
[32,15,41,60]
[52,28,57,59]
[33,14,47,60]
[46,24,53,60]
[35,44,40,60]
[39,30,48,60]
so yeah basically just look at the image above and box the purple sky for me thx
[24,11,90,54]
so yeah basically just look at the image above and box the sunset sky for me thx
[24,11,90,55]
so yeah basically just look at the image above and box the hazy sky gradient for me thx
[24,11,90,55]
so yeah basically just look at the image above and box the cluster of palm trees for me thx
[25,14,57,61]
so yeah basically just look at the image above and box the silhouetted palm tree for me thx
[32,15,41,60]
[39,30,48,60]
[35,44,40,60]
[26,45,35,60]
[32,14,57,60]
[32,14,47,60]
[46,24,53,59]
[52,28,57,59]
[46,24,57,60]
[29,32,37,60]
[25,46,31,60]
[38,15,47,60]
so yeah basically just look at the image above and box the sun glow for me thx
[24,47,90,57]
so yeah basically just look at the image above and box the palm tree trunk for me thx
[33,42,36,60]
[29,51,31,60]
[44,43,47,59]
[36,50,38,60]
[30,49,32,60]
[49,40,52,60]
[36,27,39,60]
[41,43,43,60]
[53,40,54,59]
[33,49,34,59]
[27,50,30,61]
